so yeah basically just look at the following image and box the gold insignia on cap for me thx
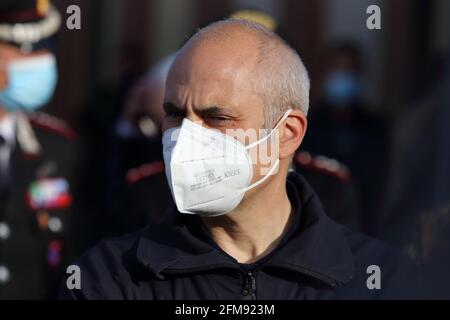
[37,0,50,17]
[230,10,277,31]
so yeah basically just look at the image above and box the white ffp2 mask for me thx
[162,110,292,217]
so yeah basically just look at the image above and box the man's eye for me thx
[204,116,234,128]
[208,116,231,122]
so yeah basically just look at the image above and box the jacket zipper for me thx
[241,270,257,300]
[162,265,259,300]
[162,263,339,297]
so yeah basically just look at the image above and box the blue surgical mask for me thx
[324,71,361,106]
[0,54,58,111]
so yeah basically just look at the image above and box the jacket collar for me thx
[136,172,355,288]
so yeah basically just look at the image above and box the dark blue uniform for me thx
[0,113,79,299]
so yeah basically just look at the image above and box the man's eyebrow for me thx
[163,102,185,114]
[197,106,235,117]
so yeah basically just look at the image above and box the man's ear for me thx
[279,109,307,160]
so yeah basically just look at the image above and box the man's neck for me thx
[201,169,293,264]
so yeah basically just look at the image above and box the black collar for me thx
[136,172,355,288]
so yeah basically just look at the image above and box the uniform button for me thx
[48,217,62,233]
[0,265,11,284]
[241,289,249,296]
[0,222,10,240]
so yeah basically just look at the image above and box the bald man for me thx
[60,19,426,300]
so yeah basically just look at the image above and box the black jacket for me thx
[60,173,427,300]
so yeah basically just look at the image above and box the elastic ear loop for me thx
[245,109,292,150]
[238,109,293,193]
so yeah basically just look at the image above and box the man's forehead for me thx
[168,59,249,90]
[170,30,259,78]
[0,43,21,58]
[164,26,265,119]
[168,51,257,105]
[0,43,48,59]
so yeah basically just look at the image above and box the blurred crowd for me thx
[0,0,450,299]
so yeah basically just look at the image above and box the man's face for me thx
[163,33,276,183]
[0,42,51,90]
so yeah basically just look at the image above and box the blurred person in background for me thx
[107,54,176,233]
[303,43,388,234]
[292,150,360,230]
[0,0,79,299]
[376,51,450,296]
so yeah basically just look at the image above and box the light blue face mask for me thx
[324,71,361,106]
[0,54,58,111]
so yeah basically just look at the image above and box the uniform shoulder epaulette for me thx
[28,112,78,140]
[126,161,165,185]
[294,151,350,182]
